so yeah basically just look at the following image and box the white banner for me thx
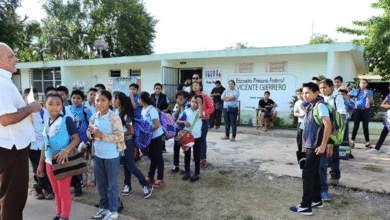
[228,75,297,111]
[203,67,222,95]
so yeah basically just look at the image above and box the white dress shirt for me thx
[0,68,35,149]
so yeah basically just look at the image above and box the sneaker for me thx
[289,205,312,215]
[153,180,165,188]
[59,218,69,220]
[366,148,379,154]
[350,141,355,148]
[171,166,180,173]
[200,159,208,168]
[118,201,124,213]
[190,174,199,182]
[45,186,55,200]
[143,186,153,199]
[102,211,118,220]
[53,214,61,220]
[146,177,155,185]
[221,136,229,140]
[321,192,331,201]
[182,173,190,181]
[93,209,108,219]
[34,185,45,200]
[122,185,132,196]
[365,143,373,149]
[311,201,323,208]
[329,176,339,185]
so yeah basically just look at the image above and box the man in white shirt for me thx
[0,43,41,220]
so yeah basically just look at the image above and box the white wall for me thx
[333,52,357,83]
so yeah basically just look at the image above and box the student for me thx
[183,78,192,92]
[312,76,321,85]
[44,87,74,122]
[129,83,142,161]
[23,88,54,200]
[333,76,343,95]
[290,82,332,216]
[349,79,374,148]
[367,84,390,154]
[221,80,240,141]
[318,79,346,199]
[57,86,72,107]
[89,90,125,220]
[139,92,165,188]
[112,92,152,198]
[85,88,98,115]
[95,84,106,91]
[172,91,190,173]
[189,81,214,168]
[339,86,355,150]
[151,83,170,153]
[294,88,306,167]
[37,93,80,220]
[177,95,204,182]
[258,91,278,130]
[209,80,226,129]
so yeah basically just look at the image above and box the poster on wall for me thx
[203,67,222,95]
[228,75,296,112]
[108,77,141,95]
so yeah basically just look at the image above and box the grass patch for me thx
[362,164,384,172]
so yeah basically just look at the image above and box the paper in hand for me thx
[27,86,36,123]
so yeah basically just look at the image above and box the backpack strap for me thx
[83,106,89,125]
[188,113,199,135]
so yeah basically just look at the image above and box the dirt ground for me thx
[66,129,390,220]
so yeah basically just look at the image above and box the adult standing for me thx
[221,80,240,141]
[0,43,41,220]
[209,80,225,129]
[189,82,214,168]
[185,72,208,94]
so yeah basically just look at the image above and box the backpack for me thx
[313,95,346,146]
[147,106,176,140]
[133,116,153,149]
[82,106,89,125]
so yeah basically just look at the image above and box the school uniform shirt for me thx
[67,105,93,143]
[90,110,124,159]
[344,99,355,119]
[174,101,190,130]
[43,115,78,164]
[294,100,305,123]
[222,89,240,109]
[64,100,72,107]
[184,108,202,139]
[299,103,329,131]
[348,89,373,109]
[84,101,96,115]
[0,68,35,149]
[132,94,142,117]
[31,108,50,150]
[322,94,346,116]
[142,105,164,139]
[189,92,214,120]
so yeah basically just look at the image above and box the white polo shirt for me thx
[0,68,35,149]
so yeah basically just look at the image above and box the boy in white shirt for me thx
[294,88,306,169]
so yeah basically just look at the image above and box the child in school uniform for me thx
[89,90,126,220]
[139,91,165,188]
[290,82,332,216]
[176,94,204,182]
[37,93,80,220]
[294,88,306,172]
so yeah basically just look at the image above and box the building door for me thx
[12,70,22,93]
[162,67,180,104]
[180,68,203,83]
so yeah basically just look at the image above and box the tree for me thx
[225,42,252,50]
[308,33,336,45]
[0,0,26,50]
[85,0,158,57]
[337,0,390,79]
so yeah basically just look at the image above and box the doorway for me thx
[180,68,203,84]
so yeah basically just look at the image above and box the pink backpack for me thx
[147,106,176,140]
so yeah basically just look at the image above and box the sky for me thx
[16,0,384,54]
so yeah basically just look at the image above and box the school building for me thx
[14,42,368,125]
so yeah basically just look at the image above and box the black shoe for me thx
[190,174,199,182]
[53,214,61,220]
[182,173,190,181]
[74,185,83,197]
[215,126,220,129]
[180,169,186,175]
[171,166,180,173]
[118,201,124,213]
[209,126,214,129]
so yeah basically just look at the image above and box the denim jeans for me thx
[200,119,209,159]
[94,156,120,212]
[123,139,148,187]
[319,145,340,193]
[352,109,370,142]
[301,148,322,208]
[223,108,238,138]
[148,135,165,180]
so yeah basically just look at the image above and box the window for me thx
[129,69,141,77]
[110,70,121,77]
[29,68,61,93]
[235,63,254,73]
[266,61,287,72]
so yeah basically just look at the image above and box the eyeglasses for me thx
[192,77,199,80]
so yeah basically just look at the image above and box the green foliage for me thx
[308,33,336,45]
[337,0,390,80]
[274,116,294,129]
[346,78,382,119]
[289,95,298,127]
[0,0,26,50]
[225,42,253,50]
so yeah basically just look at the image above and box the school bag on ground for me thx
[147,106,176,140]
[313,95,346,146]
[133,116,153,149]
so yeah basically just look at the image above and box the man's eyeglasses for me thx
[193,77,199,80]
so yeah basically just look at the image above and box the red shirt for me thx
[190,92,214,120]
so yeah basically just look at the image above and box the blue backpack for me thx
[133,116,153,149]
